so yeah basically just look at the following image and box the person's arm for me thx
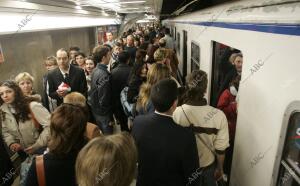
[217,90,237,119]
[1,118,17,150]
[215,152,225,180]
[47,73,62,101]
[213,113,230,180]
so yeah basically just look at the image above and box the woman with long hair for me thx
[0,80,50,156]
[136,63,171,114]
[126,49,148,104]
[26,103,88,186]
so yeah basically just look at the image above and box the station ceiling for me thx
[20,0,233,18]
[23,0,163,15]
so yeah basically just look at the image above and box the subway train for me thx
[162,0,300,185]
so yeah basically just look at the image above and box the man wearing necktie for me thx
[64,73,70,84]
[47,48,87,106]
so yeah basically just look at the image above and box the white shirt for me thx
[59,65,70,78]
[154,110,173,118]
[173,104,229,167]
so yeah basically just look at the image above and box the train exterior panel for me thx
[163,0,300,185]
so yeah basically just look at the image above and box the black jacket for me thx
[132,113,200,186]
[47,65,87,106]
[89,63,112,116]
[25,152,78,186]
[111,64,132,113]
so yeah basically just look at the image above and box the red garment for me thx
[217,89,237,140]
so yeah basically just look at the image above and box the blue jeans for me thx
[93,113,113,135]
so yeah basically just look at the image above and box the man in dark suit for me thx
[132,79,200,186]
[111,51,132,131]
[47,48,87,106]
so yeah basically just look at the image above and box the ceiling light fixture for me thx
[122,7,139,10]
[102,9,109,16]
[75,5,82,10]
[119,1,146,4]
[115,12,121,17]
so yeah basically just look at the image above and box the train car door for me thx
[211,42,242,183]
[183,30,188,81]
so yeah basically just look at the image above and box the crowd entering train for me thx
[0,25,243,186]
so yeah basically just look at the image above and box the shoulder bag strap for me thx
[181,106,217,156]
[36,155,46,186]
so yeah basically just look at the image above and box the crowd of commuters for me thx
[0,25,242,186]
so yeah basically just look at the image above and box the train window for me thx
[177,32,180,55]
[191,42,200,72]
[276,112,300,186]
